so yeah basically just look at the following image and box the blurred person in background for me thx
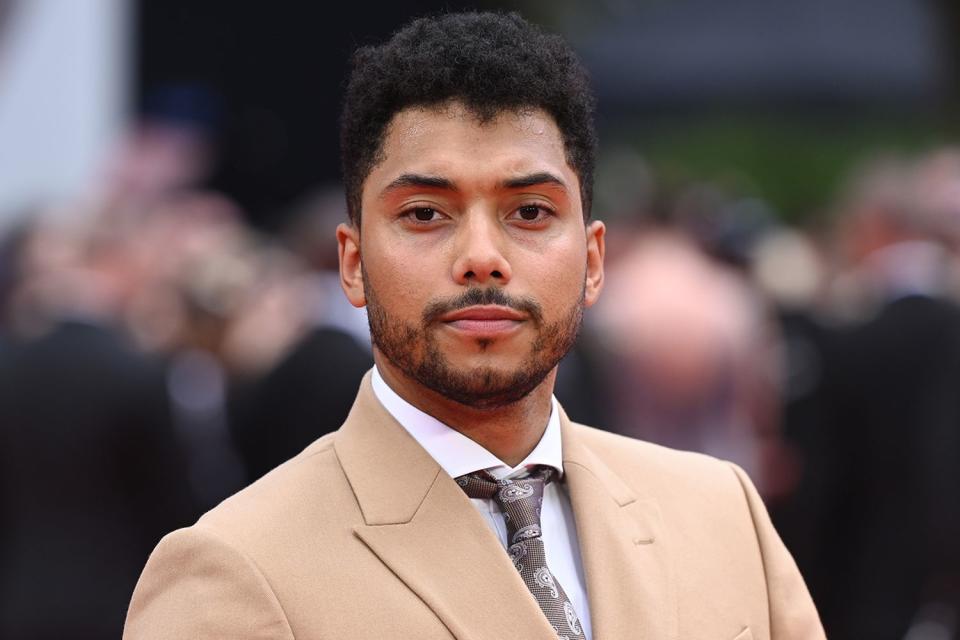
[126,190,256,511]
[591,183,787,501]
[750,222,839,623]
[0,79,234,635]
[786,152,960,640]
[0,82,369,634]
[0,213,197,639]
[229,186,372,483]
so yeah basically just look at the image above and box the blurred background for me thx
[1,0,959,638]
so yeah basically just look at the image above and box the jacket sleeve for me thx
[123,524,295,640]
[729,463,826,640]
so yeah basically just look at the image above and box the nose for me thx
[451,212,512,286]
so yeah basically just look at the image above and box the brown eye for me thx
[518,205,541,220]
[413,208,436,221]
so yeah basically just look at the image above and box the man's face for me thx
[338,102,605,409]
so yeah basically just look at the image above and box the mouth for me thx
[439,305,527,338]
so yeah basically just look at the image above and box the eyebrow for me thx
[382,174,455,195]
[501,172,568,191]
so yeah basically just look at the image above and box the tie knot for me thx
[455,466,556,501]
[455,467,556,540]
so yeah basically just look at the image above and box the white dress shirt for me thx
[371,366,593,639]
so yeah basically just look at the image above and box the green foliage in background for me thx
[612,114,960,224]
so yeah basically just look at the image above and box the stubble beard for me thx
[363,270,585,410]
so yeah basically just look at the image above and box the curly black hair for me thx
[339,11,597,225]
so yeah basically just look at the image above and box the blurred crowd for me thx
[2,119,960,639]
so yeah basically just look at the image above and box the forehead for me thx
[364,102,575,193]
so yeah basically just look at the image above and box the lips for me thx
[440,305,526,322]
[440,305,526,337]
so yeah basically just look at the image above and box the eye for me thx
[510,204,554,224]
[402,207,444,224]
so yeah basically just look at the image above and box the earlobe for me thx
[584,220,605,307]
[337,222,367,308]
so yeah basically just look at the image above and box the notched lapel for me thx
[334,373,439,526]
[337,374,558,640]
[562,414,678,640]
[355,474,559,640]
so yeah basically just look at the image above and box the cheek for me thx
[522,240,586,305]
[363,241,434,315]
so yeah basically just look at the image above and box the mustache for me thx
[422,287,544,325]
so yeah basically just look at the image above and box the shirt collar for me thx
[371,365,564,481]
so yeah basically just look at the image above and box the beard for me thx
[364,271,584,410]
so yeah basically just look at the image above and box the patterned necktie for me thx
[456,467,587,640]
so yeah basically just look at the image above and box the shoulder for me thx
[194,431,351,548]
[567,423,826,637]
[567,421,746,496]
[124,522,295,639]
[565,421,764,546]
[125,431,357,637]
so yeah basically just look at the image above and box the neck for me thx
[374,354,556,467]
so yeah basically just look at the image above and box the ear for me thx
[337,222,366,308]
[584,219,605,307]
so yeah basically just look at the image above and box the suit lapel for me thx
[335,374,558,640]
[561,410,678,640]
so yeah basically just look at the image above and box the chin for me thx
[445,350,532,373]
[414,358,555,411]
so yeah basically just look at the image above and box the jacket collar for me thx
[334,372,675,639]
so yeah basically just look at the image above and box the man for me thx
[783,154,960,639]
[125,12,823,639]
[0,223,197,638]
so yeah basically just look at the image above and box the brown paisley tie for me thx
[456,467,587,640]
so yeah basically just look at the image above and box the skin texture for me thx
[338,101,605,466]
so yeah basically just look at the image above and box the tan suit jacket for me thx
[125,373,824,639]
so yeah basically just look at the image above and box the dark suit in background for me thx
[793,295,960,640]
[0,320,196,639]
[231,327,373,482]
[770,309,839,617]
[553,329,614,432]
